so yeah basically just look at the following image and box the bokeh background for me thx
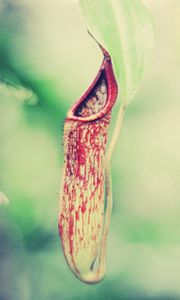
[0,0,180,299]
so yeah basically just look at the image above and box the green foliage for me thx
[79,0,155,104]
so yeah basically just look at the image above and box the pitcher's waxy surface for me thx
[59,113,111,275]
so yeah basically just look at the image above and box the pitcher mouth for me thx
[67,51,118,123]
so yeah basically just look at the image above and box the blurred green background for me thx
[0,0,180,299]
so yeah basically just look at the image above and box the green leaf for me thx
[79,0,155,104]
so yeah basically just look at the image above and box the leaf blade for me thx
[79,0,155,104]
